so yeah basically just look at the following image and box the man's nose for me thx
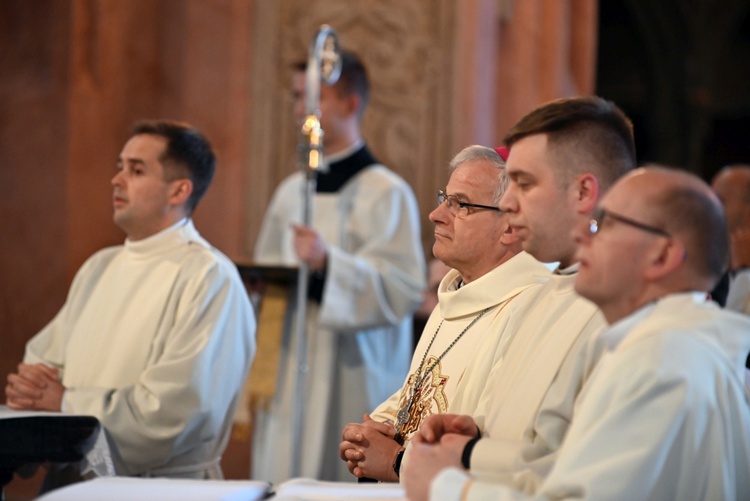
[429,202,449,224]
[498,187,516,213]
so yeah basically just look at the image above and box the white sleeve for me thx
[318,180,426,330]
[60,261,256,474]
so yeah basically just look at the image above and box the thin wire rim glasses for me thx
[437,189,502,219]
[589,207,671,237]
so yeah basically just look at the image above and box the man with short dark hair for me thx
[5,120,256,481]
[253,50,425,482]
[405,167,750,500]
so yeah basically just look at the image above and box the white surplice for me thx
[432,293,750,501]
[25,219,257,478]
[253,153,426,482]
[370,252,550,441]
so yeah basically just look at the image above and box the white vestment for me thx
[252,147,426,483]
[449,271,609,491]
[432,292,750,501]
[370,252,549,442]
[25,219,257,477]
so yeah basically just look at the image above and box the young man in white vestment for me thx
[398,96,637,492]
[252,51,426,482]
[5,120,257,482]
[337,145,550,481]
[405,167,750,501]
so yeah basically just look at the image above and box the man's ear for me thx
[644,237,687,281]
[343,92,362,118]
[574,173,599,214]
[169,179,193,207]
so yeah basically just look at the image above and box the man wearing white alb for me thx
[253,50,426,482]
[5,120,256,482]
[339,145,550,482]
[405,167,750,501]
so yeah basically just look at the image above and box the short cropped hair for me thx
[504,96,636,191]
[294,49,370,117]
[132,120,216,214]
[449,145,508,205]
[652,171,730,285]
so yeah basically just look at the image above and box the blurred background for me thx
[1,0,749,498]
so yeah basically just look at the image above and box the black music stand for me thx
[0,410,99,500]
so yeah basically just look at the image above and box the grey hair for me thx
[448,145,508,204]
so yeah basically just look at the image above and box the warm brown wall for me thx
[494,0,598,139]
[1,0,75,383]
[64,0,254,263]
[1,0,255,379]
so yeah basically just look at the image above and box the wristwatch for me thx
[393,448,405,478]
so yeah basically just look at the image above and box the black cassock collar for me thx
[316,145,378,193]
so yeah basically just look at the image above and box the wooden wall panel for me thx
[494,0,598,140]
[0,0,73,398]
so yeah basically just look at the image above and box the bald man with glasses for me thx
[407,167,750,501]
[338,145,550,482]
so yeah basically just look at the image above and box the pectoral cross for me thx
[394,385,422,444]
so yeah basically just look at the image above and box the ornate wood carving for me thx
[246,0,457,256]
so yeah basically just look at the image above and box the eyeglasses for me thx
[437,190,502,219]
[589,207,671,237]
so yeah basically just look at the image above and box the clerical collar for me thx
[124,218,199,258]
[445,276,463,291]
[125,218,189,245]
[316,142,377,193]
